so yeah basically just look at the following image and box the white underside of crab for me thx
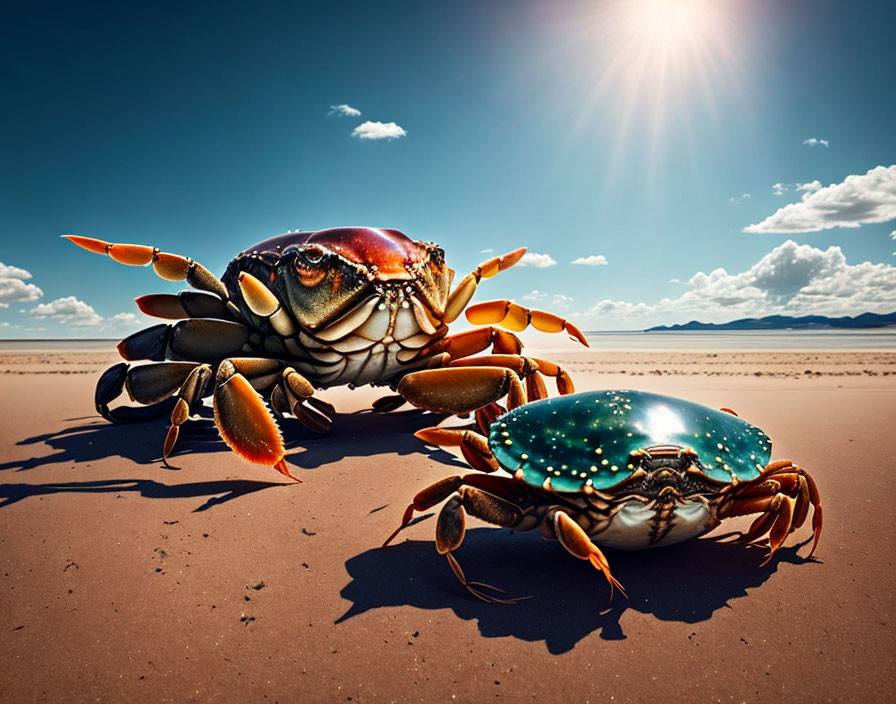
[593,500,714,550]
[253,290,439,388]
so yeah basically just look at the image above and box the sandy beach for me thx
[2,342,895,702]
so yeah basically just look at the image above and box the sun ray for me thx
[554,0,749,184]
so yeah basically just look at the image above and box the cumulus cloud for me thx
[29,296,145,330]
[571,254,608,266]
[522,290,574,308]
[328,104,361,117]
[30,297,104,325]
[517,252,557,268]
[803,137,829,147]
[890,230,896,240]
[577,240,896,327]
[351,121,407,140]
[772,181,822,197]
[0,262,43,308]
[744,165,896,233]
[796,180,822,193]
[729,193,751,205]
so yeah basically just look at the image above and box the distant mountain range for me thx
[645,311,896,332]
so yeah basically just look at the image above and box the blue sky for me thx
[2,0,895,336]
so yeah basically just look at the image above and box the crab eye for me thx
[300,246,325,265]
[293,246,329,288]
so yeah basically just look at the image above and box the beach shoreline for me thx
[1,345,894,702]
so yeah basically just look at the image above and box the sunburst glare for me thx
[561,0,748,173]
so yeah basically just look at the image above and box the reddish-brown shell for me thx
[245,227,429,280]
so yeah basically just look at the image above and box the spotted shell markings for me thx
[489,390,772,492]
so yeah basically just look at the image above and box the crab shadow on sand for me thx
[337,528,819,654]
[0,407,462,511]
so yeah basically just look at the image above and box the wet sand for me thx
[1,344,895,702]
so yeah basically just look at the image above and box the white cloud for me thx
[772,183,787,196]
[29,296,146,331]
[30,296,104,325]
[744,165,896,233]
[803,138,829,147]
[0,262,43,308]
[571,254,608,266]
[517,252,557,268]
[729,193,751,205]
[577,240,896,328]
[351,121,407,140]
[796,180,822,193]
[480,248,494,254]
[890,230,896,240]
[328,104,361,117]
[107,312,142,327]
[0,263,32,279]
[522,290,574,308]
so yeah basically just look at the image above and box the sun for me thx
[600,0,737,90]
[627,0,716,46]
[559,0,746,173]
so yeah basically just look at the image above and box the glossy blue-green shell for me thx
[488,390,771,492]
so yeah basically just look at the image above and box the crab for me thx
[64,228,587,479]
[383,386,823,602]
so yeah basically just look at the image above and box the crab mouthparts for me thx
[649,469,681,487]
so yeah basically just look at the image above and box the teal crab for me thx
[384,385,823,602]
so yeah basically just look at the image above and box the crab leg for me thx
[398,366,526,416]
[553,511,626,597]
[371,394,409,413]
[447,354,575,399]
[414,427,500,473]
[134,292,234,321]
[443,248,528,323]
[125,361,203,404]
[465,301,589,347]
[426,326,523,358]
[63,235,229,300]
[163,363,214,459]
[116,319,252,363]
[436,489,527,604]
[474,402,505,435]
[269,366,333,433]
[382,474,523,545]
[716,460,822,563]
[383,475,527,603]
[94,362,180,422]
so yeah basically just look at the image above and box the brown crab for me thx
[65,227,587,479]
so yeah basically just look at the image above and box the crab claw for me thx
[398,367,526,416]
[213,371,298,481]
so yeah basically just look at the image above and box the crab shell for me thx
[223,227,452,332]
[488,390,773,549]
[218,227,453,387]
[489,390,771,492]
